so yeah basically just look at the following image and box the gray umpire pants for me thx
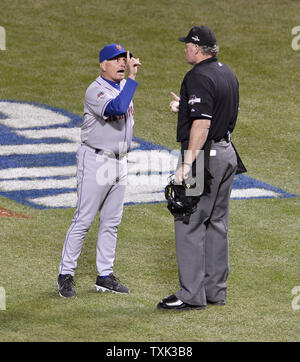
[59,144,127,277]
[175,140,237,306]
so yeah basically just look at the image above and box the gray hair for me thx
[199,44,219,57]
[100,60,107,73]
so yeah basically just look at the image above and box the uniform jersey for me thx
[81,76,137,155]
[177,56,239,143]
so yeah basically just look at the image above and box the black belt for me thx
[214,138,228,143]
[213,131,231,143]
[95,149,122,160]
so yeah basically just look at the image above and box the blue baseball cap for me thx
[99,44,132,62]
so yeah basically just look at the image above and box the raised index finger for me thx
[171,92,180,101]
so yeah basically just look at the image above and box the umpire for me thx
[157,26,246,311]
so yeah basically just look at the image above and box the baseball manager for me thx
[58,44,141,298]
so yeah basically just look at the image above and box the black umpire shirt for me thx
[177,56,239,144]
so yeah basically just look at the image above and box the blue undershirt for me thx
[102,76,138,116]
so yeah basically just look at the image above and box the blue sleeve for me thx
[104,78,138,116]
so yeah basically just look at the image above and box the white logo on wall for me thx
[0,101,296,209]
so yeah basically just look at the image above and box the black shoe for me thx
[157,294,206,311]
[57,274,76,298]
[95,273,129,294]
[207,299,226,306]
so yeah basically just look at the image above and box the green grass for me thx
[0,0,300,342]
[0,197,299,342]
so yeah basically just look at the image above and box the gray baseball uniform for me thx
[59,75,137,277]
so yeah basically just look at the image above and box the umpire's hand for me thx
[169,92,180,113]
[127,51,141,80]
[175,163,191,184]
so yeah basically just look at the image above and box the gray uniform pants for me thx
[175,140,237,306]
[59,144,127,277]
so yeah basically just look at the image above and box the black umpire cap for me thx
[179,26,217,47]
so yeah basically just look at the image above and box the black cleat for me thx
[57,274,76,298]
[95,273,129,294]
[157,294,206,311]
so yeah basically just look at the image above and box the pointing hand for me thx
[127,51,141,80]
[169,92,180,113]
